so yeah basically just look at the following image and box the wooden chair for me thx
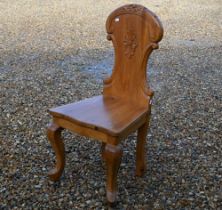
[47,4,163,205]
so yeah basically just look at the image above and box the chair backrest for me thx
[103,4,163,108]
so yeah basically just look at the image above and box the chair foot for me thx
[47,122,65,181]
[107,196,118,207]
[136,117,150,177]
[103,144,122,204]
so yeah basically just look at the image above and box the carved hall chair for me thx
[47,4,163,205]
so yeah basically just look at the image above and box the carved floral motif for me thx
[122,4,144,15]
[123,27,138,58]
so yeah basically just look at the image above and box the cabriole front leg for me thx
[103,144,123,205]
[47,122,65,181]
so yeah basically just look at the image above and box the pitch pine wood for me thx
[49,95,148,137]
[104,4,163,107]
[47,4,163,205]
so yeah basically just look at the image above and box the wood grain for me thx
[104,4,163,107]
[49,95,148,137]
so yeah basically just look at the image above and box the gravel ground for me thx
[0,0,222,209]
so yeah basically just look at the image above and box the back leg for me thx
[136,115,150,176]
[101,142,106,161]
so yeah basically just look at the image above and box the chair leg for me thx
[101,142,106,160]
[47,122,65,181]
[136,116,150,176]
[103,144,123,205]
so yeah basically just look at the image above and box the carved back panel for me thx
[103,4,163,108]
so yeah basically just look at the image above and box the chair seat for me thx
[49,95,149,136]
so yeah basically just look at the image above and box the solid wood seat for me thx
[46,4,163,206]
[49,95,149,136]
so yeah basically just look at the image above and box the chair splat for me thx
[104,4,163,107]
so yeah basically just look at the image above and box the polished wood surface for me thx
[47,4,163,205]
[49,95,148,136]
[104,4,163,107]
